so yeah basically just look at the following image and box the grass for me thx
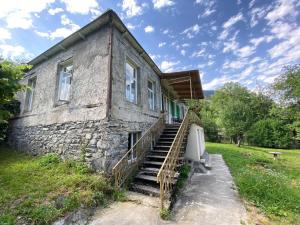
[206,142,300,225]
[0,145,115,225]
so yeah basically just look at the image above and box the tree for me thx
[247,118,293,148]
[211,82,273,147]
[272,65,300,143]
[0,60,31,140]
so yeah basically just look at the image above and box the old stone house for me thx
[8,9,204,174]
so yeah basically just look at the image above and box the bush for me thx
[247,118,293,148]
[39,153,60,167]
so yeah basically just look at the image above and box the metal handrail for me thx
[113,113,165,188]
[156,108,190,209]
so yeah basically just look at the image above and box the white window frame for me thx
[128,132,140,163]
[24,77,36,112]
[125,61,137,104]
[148,79,156,110]
[58,62,73,102]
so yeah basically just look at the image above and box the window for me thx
[128,132,141,162]
[148,80,156,110]
[24,77,36,112]
[58,62,73,101]
[125,61,137,103]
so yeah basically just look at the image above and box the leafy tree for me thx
[247,118,292,148]
[211,83,273,146]
[272,65,300,143]
[0,60,31,140]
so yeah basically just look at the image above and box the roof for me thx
[29,9,203,100]
[162,70,204,99]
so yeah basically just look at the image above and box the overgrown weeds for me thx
[0,146,115,225]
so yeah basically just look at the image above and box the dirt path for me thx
[88,154,247,225]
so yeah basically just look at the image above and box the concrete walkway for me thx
[88,154,247,225]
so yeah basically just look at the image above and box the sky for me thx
[0,0,300,90]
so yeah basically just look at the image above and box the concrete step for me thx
[135,174,157,182]
[131,184,160,197]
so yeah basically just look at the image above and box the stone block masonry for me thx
[8,119,151,172]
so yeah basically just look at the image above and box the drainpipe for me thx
[106,13,114,121]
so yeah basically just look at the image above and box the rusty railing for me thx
[113,114,165,188]
[156,109,202,209]
[156,109,190,209]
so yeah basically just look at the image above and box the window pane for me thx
[59,64,72,101]
[125,62,137,103]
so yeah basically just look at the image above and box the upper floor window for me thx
[24,77,36,112]
[148,80,156,110]
[125,61,137,103]
[58,62,73,102]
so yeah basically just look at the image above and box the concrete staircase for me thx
[131,123,187,196]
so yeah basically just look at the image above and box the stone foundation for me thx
[8,119,151,172]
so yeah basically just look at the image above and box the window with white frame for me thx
[148,80,156,110]
[24,77,36,112]
[125,61,137,103]
[58,62,73,101]
[128,132,140,162]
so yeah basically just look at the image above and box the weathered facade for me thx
[8,10,203,172]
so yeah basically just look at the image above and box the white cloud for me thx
[181,24,200,39]
[223,59,246,69]
[122,0,143,17]
[218,29,229,40]
[144,25,154,33]
[249,7,269,27]
[203,75,232,90]
[48,7,63,15]
[161,60,180,72]
[223,12,244,29]
[249,35,273,47]
[268,26,300,59]
[48,26,80,39]
[153,0,175,9]
[61,0,99,14]
[0,28,11,42]
[207,60,215,66]
[162,29,169,34]
[158,42,166,47]
[35,30,49,38]
[182,43,190,48]
[0,0,54,29]
[126,23,136,30]
[237,45,256,58]
[266,0,298,24]
[149,54,160,61]
[239,66,254,80]
[0,44,33,60]
[250,57,261,64]
[191,49,205,58]
[222,31,239,53]
[35,14,80,40]
[202,8,216,17]
[180,49,186,56]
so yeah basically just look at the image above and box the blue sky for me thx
[0,0,300,90]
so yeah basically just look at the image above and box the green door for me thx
[176,104,180,119]
[170,101,175,118]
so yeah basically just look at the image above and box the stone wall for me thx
[8,119,151,172]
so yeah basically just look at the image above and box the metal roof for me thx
[162,70,204,99]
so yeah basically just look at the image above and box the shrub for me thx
[247,119,293,148]
[39,153,60,167]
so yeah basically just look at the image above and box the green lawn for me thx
[206,142,300,225]
[0,145,115,225]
